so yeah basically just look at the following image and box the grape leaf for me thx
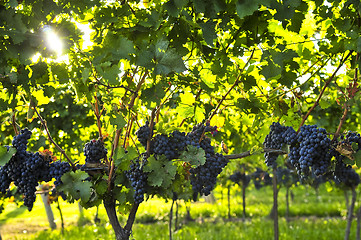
[354,151,361,168]
[179,145,206,166]
[236,0,259,19]
[94,179,108,196]
[0,146,16,166]
[114,147,137,171]
[59,170,92,202]
[144,155,177,188]
[109,113,126,129]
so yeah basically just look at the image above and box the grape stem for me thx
[297,51,353,132]
[33,107,76,170]
[146,108,157,157]
[225,148,287,160]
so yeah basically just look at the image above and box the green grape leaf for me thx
[354,151,361,168]
[114,147,137,171]
[59,170,92,202]
[236,0,259,19]
[114,186,128,205]
[94,179,108,196]
[352,142,359,152]
[200,20,217,46]
[109,113,127,129]
[155,48,187,75]
[0,146,16,166]
[27,96,37,121]
[144,155,177,188]
[180,145,206,166]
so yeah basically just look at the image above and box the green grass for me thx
[0,184,358,239]
[20,217,355,240]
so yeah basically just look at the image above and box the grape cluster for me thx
[83,139,107,163]
[0,129,51,210]
[342,132,361,150]
[334,158,360,188]
[187,123,228,198]
[135,122,227,199]
[152,134,176,159]
[12,129,32,152]
[135,121,152,148]
[49,161,71,187]
[288,125,331,178]
[190,153,228,199]
[126,156,148,204]
[229,171,251,186]
[0,129,73,211]
[252,168,272,190]
[263,122,296,167]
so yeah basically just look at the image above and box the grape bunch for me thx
[83,139,107,163]
[334,158,360,188]
[287,125,331,178]
[187,123,228,199]
[0,129,73,211]
[229,171,251,186]
[49,161,71,187]
[135,121,228,199]
[126,156,149,204]
[152,134,177,160]
[0,129,53,210]
[190,153,228,199]
[252,168,272,190]
[263,122,296,167]
[135,121,152,148]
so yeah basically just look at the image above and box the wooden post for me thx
[40,192,57,230]
[272,167,279,240]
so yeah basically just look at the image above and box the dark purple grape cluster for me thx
[0,167,11,194]
[0,129,73,211]
[334,158,360,188]
[263,122,296,167]
[229,171,251,186]
[12,129,32,153]
[126,156,148,204]
[184,123,228,198]
[135,122,227,199]
[0,129,53,210]
[252,168,272,190]
[287,125,331,178]
[135,121,152,148]
[152,134,176,160]
[190,153,228,199]
[83,139,107,163]
[49,161,71,187]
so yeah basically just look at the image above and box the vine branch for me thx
[33,107,76,170]
[108,128,122,191]
[208,48,255,122]
[298,51,353,131]
[333,53,359,139]
[224,148,287,160]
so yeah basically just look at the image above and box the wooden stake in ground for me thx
[40,192,56,230]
